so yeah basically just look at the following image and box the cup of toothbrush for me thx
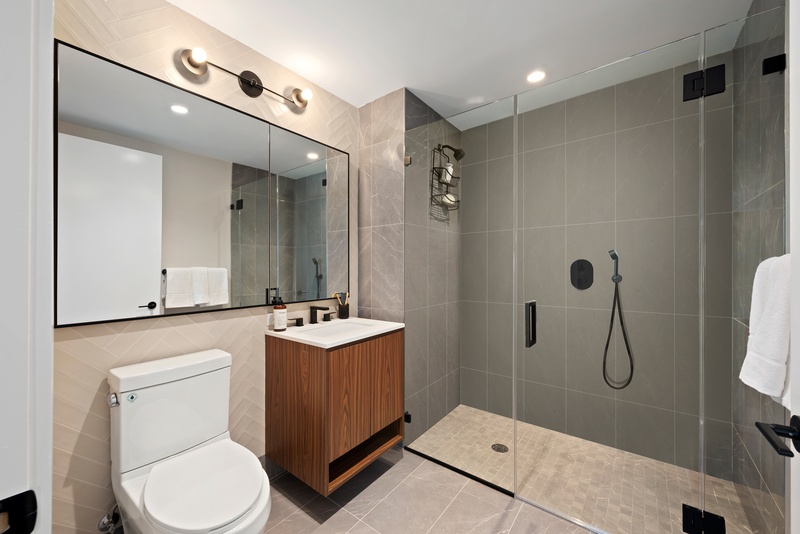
[334,292,350,319]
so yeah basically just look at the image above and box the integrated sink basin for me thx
[265,317,404,349]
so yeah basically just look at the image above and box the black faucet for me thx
[309,306,329,324]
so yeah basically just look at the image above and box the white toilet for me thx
[107,349,271,534]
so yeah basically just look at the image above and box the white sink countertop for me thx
[265,317,404,349]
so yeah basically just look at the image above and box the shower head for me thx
[312,257,319,265]
[441,144,466,162]
[608,250,621,283]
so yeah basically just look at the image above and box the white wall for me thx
[0,0,53,531]
[58,122,232,273]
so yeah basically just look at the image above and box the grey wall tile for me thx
[404,140,431,226]
[371,88,405,145]
[488,230,513,304]
[358,227,372,308]
[404,223,427,311]
[405,307,428,398]
[565,134,615,224]
[404,389,428,444]
[461,124,487,166]
[675,413,700,472]
[522,381,566,433]
[675,216,700,316]
[616,121,675,220]
[446,231,461,304]
[488,373,513,418]
[732,319,748,427]
[615,312,675,411]
[565,222,615,310]
[446,302,460,375]
[358,146,373,228]
[488,156,514,231]
[461,301,487,372]
[522,226,566,306]
[460,162,488,233]
[488,116,514,160]
[521,145,566,228]
[428,304,448,384]
[616,218,675,314]
[371,137,405,226]
[487,303,513,377]
[566,308,615,398]
[705,109,734,215]
[706,213,733,318]
[706,418,733,480]
[566,390,615,448]
[616,70,673,130]
[522,101,565,152]
[427,228,447,307]
[428,376,448,429]
[566,86,615,142]
[461,368,487,410]
[446,370,460,413]
[405,89,430,131]
[461,232,488,302]
[675,115,700,216]
[705,317,732,423]
[359,101,372,148]
[522,305,566,387]
[372,224,404,313]
[675,314,700,416]
[616,401,675,464]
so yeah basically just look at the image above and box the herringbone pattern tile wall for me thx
[53,1,358,532]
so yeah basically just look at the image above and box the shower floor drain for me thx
[491,443,509,453]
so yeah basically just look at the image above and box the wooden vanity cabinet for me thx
[265,329,404,496]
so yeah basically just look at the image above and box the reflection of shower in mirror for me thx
[312,257,323,299]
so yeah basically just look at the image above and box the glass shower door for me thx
[513,34,710,533]
[703,7,787,533]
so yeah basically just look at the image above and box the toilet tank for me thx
[108,349,232,474]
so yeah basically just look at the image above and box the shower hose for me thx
[602,282,634,389]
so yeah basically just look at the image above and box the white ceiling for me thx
[165,0,753,119]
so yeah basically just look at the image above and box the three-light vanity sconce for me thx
[180,47,313,108]
[431,144,465,211]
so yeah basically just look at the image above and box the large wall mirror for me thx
[55,42,349,326]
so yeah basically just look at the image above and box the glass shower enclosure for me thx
[406,6,786,533]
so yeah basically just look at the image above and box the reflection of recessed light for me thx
[171,105,189,114]
[526,70,546,83]
[307,152,319,160]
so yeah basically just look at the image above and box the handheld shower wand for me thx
[603,249,634,390]
[609,250,621,283]
[312,257,323,299]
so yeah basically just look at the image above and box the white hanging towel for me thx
[191,267,210,305]
[207,268,229,306]
[163,268,194,308]
[739,254,792,409]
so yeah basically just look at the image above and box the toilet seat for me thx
[142,440,264,534]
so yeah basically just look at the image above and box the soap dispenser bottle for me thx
[273,297,287,332]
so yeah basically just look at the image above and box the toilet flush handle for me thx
[107,393,119,408]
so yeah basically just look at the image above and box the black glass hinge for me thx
[683,504,726,534]
[763,54,787,76]
[404,411,411,423]
[683,64,726,102]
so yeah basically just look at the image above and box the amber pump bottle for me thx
[273,297,287,331]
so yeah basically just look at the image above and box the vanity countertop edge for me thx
[264,317,404,349]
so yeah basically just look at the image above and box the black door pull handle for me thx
[525,301,536,348]
[756,415,800,457]
[138,301,157,310]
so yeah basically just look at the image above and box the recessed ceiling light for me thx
[526,70,546,83]
[307,152,319,160]
[171,104,189,114]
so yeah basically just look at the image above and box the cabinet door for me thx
[371,331,404,433]
[329,344,371,461]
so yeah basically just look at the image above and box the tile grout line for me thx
[423,477,470,534]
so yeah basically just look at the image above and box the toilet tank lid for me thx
[108,349,231,392]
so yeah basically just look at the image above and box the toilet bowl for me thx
[108,350,271,534]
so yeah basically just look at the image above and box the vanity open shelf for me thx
[265,323,404,496]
